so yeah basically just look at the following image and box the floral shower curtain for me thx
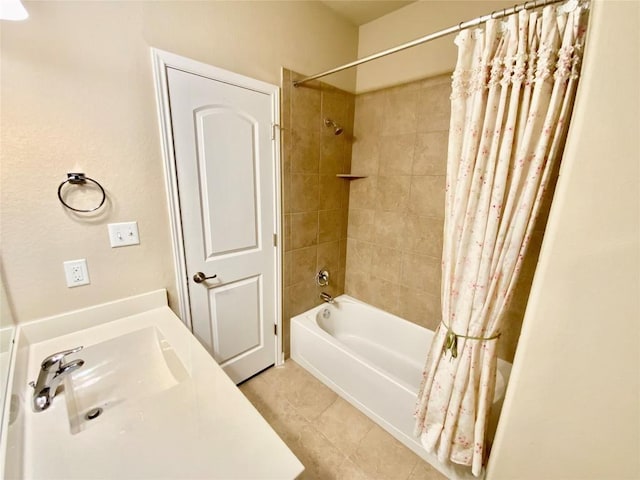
[414,3,589,476]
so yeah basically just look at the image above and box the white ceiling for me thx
[319,0,415,26]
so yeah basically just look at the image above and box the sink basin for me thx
[64,326,189,434]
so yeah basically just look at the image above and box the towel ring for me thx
[57,173,106,213]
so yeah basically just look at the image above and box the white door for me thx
[166,66,278,384]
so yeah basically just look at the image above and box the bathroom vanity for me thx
[0,290,303,479]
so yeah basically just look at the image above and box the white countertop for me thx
[2,290,303,479]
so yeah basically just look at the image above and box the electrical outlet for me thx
[63,259,90,288]
[108,221,140,248]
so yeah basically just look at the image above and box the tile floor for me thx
[239,360,446,480]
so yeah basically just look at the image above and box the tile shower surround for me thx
[282,71,554,362]
[281,69,355,357]
[345,74,555,363]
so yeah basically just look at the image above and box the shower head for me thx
[324,118,343,136]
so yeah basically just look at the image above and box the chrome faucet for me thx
[320,292,334,304]
[30,346,85,412]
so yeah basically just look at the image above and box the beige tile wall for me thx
[345,74,449,340]
[345,74,555,362]
[281,69,355,357]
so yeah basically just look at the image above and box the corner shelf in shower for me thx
[336,174,367,179]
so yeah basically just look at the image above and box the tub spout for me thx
[320,292,334,304]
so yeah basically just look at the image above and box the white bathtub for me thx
[291,295,511,480]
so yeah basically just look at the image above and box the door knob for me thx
[193,272,217,283]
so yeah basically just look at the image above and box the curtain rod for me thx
[293,0,573,87]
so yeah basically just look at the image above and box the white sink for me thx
[64,326,189,435]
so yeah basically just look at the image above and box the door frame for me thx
[150,48,283,364]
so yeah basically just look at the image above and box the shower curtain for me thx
[414,3,589,476]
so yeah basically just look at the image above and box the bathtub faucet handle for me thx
[316,269,330,287]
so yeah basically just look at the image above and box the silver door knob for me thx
[193,272,217,283]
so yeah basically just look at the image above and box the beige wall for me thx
[356,0,513,93]
[487,1,640,478]
[0,1,357,323]
[281,70,354,357]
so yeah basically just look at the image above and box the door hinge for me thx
[274,324,278,336]
[273,233,277,247]
[271,123,280,141]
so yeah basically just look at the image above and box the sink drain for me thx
[85,407,103,421]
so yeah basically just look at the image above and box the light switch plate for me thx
[63,259,90,287]
[108,221,140,247]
